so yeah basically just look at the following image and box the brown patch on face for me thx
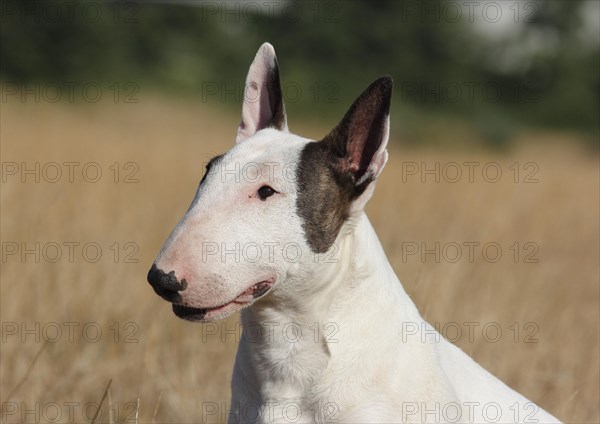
[296,141,357,254]
[296,76,393,254]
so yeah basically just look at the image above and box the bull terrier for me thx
[147,43,561,424]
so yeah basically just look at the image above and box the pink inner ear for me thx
[240,79,266,138]
[324,76,391,180]
[257,77,273,130]
[347,112,386,176]
[347,161,360,173]
[237,44,284,143]
[347,124,370,171]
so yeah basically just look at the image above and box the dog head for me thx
[148,42,392,322]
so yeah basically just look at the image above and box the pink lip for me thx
[172,279,275,321]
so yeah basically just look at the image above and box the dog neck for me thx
[236,212,423,399]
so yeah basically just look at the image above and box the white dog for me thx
[148,43,561,424]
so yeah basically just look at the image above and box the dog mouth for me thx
[172,279,274,322]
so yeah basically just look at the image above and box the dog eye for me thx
[257,186,276,201]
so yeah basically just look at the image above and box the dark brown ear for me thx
[321,76,392,190]
[236,42,288,143]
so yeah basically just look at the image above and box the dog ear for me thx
[322,76,393,194]
[236,42,288,143]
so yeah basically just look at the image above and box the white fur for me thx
[230,207,561,423]
[154,43,562,424]
[155,129,311,316]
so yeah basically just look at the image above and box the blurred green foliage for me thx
[1,0,598,147]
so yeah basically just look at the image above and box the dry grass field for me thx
[1,94,598,423]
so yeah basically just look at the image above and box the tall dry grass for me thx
[1,94,598,423]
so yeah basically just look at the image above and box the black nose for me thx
[147,264,187,302]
